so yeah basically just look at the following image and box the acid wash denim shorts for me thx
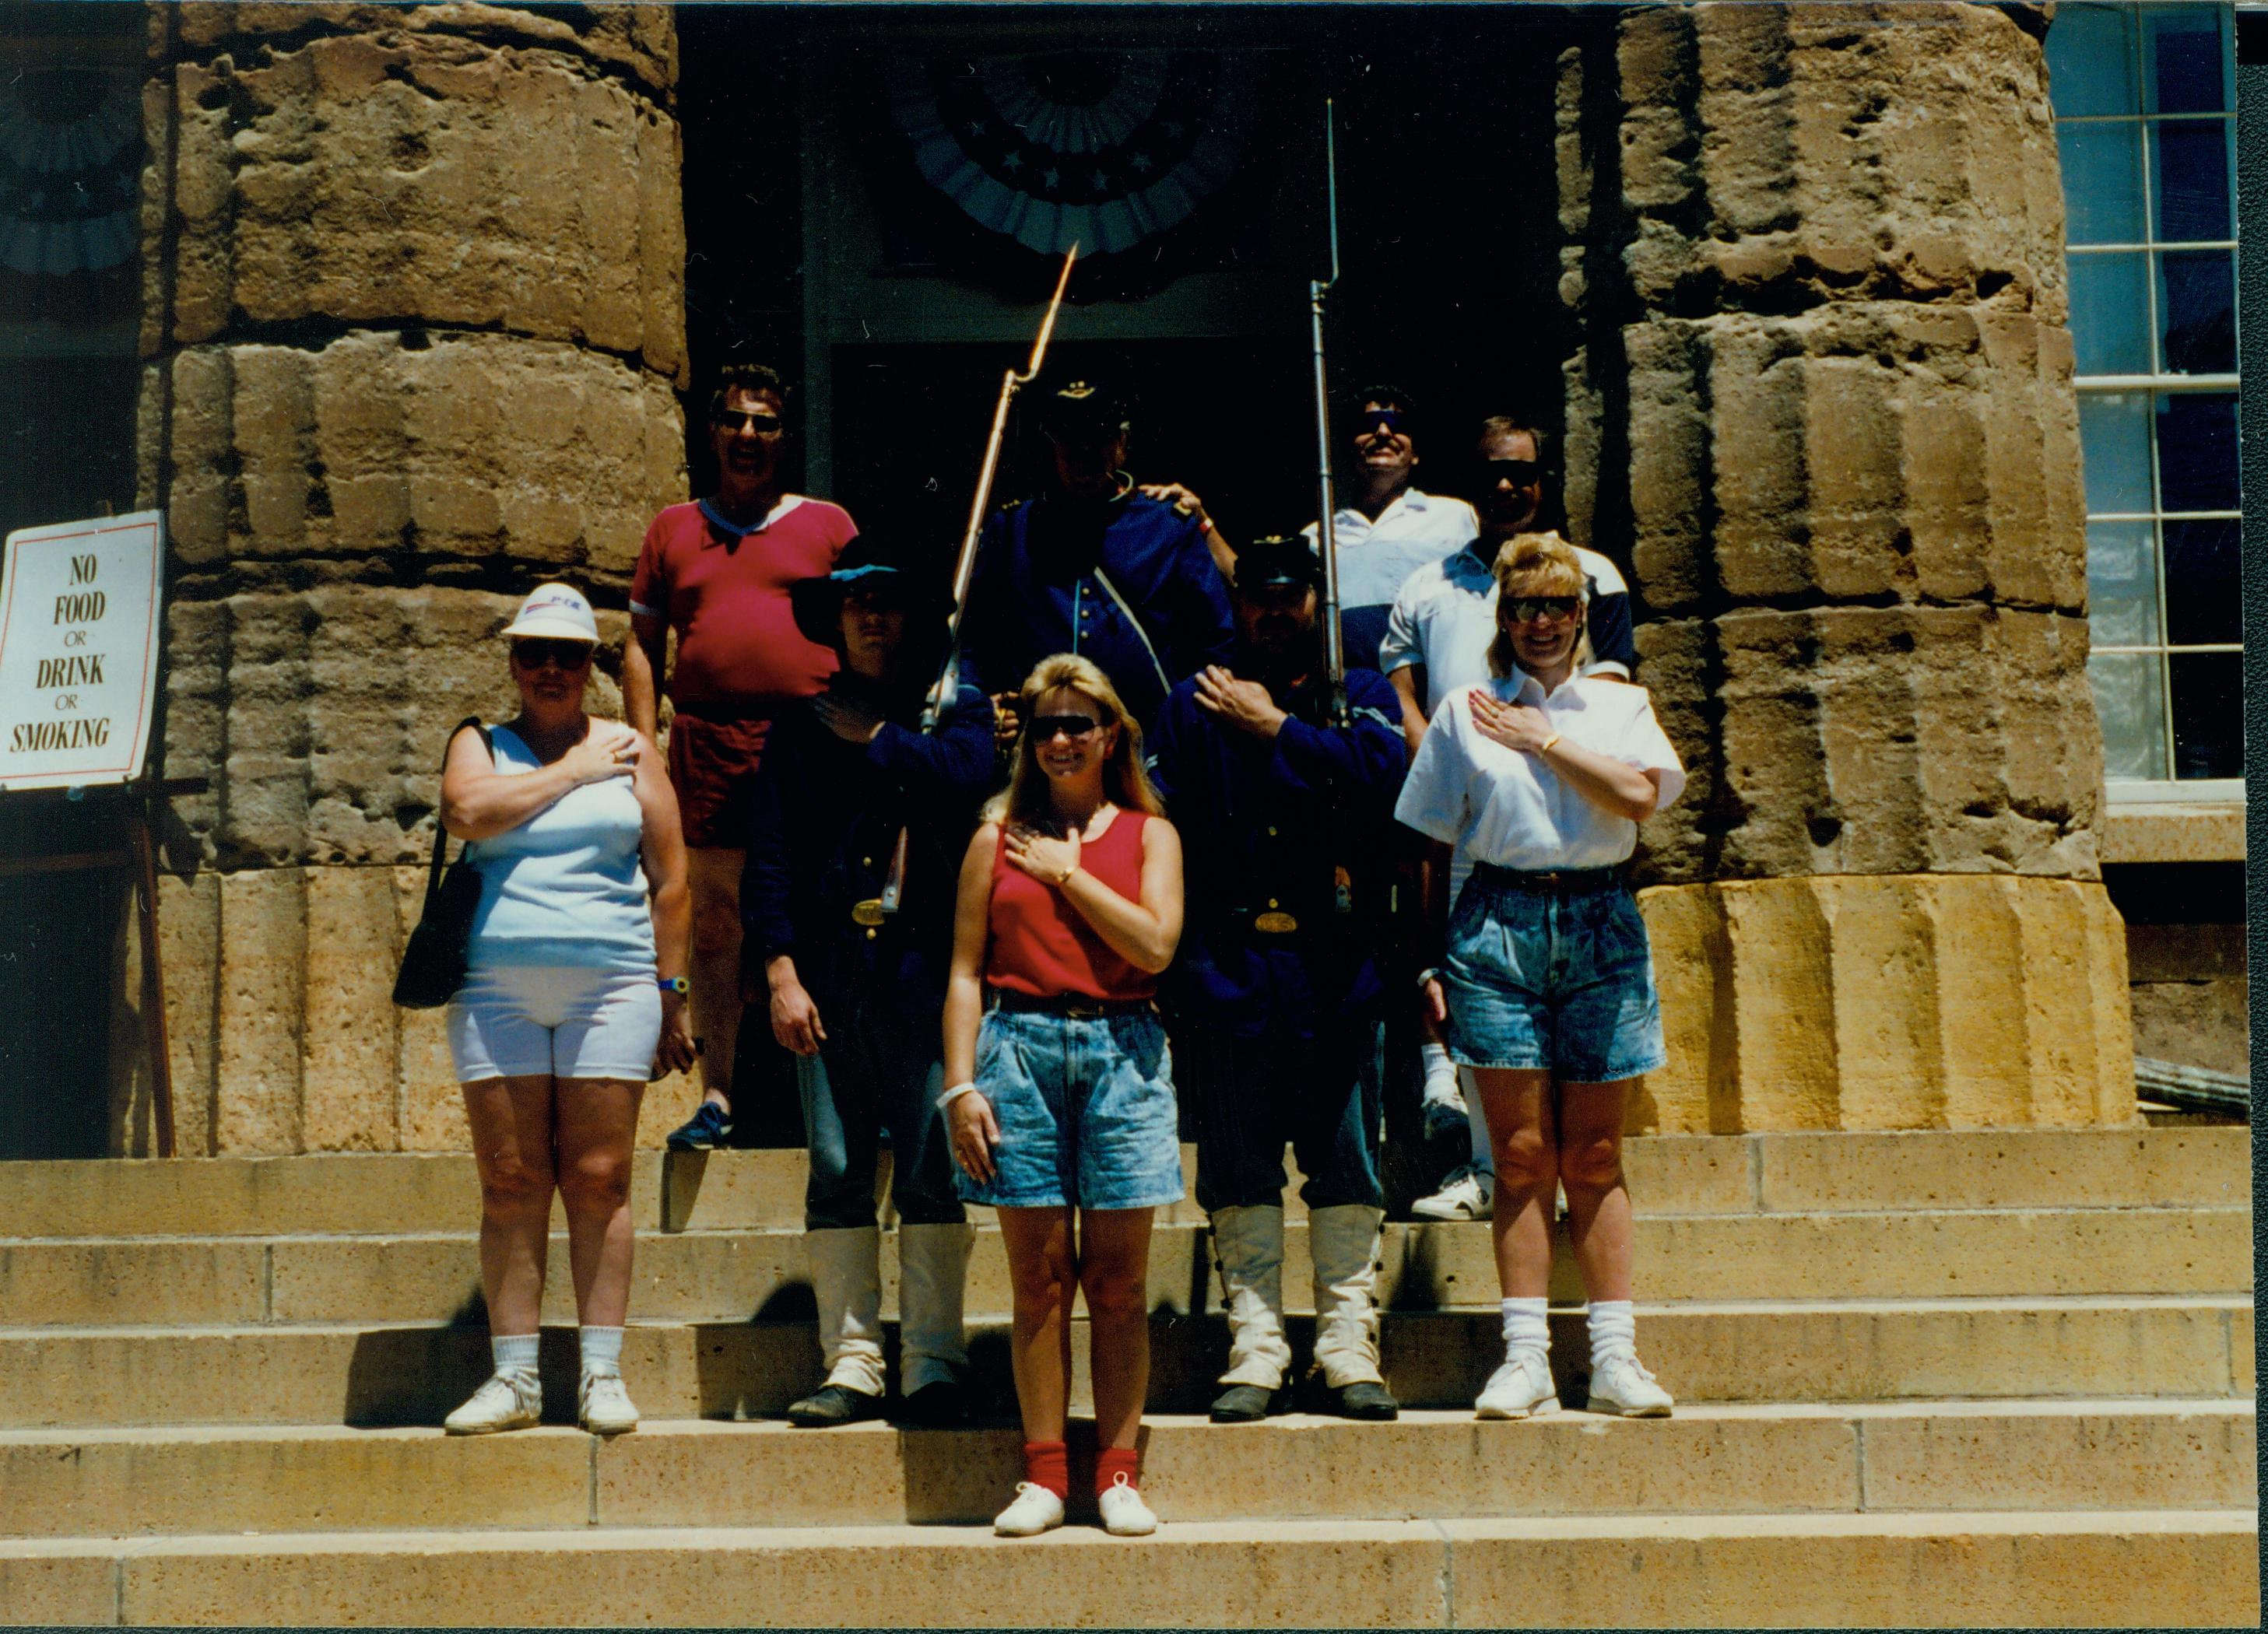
[954,1005,1186,1211]
[1441,875,1668,1083]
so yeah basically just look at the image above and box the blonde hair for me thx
[982,653,1164,827]
[1487,531,1593,679]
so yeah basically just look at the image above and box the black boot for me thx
[786,1383,883,1427]
[1209,1382,1287,1423]
[897,1378,970,1428]
[1329,1379,1400,1421]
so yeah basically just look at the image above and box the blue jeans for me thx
[1441,878,1668,1081]
[797,980,964,1231]
[953,1006,1185,1211]
[1184,1008,1385,1215]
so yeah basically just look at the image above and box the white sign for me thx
[0,510,164,791]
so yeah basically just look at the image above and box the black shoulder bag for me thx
[391,717,493,1009]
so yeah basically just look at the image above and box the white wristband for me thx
[939,1082,980,1110]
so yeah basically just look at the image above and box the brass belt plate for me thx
[1253,910,1300,934]
[851,899,886,927]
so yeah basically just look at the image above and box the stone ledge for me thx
[2101,804,2245,864]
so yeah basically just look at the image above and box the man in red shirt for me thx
[624,363,859,1147]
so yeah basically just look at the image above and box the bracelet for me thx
[657,975,690,994]
[1415,966,1444,990]
[1539,732,1562,754]
[939,1082,980,1110]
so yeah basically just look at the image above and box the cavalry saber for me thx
[876,243,1080,916]
[1311,100,1348,727]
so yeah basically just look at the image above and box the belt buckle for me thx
[1253,910,1300,934]
[850,899,886,927]
[1063,1001,1106,1020]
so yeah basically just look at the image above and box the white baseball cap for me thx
[501,583,599,644]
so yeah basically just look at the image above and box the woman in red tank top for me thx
[943,654,1185,1538]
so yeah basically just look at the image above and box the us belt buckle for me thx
[851,899,886,927]
[1254,910,1298,934]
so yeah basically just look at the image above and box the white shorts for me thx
[448,966,662,1084]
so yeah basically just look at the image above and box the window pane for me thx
[2059,121,2146,244]
[2155,392,2240,513]
[2161,517,2241,646]
[2086,518,2161,645]
[2169,650,2242,778]
[2078,391,2154,513]
[2142,2,2228,114]
[2067,251,2153,373]
[2047,2,2138,116]
[2089,650,2169,780]
[2156,249,2236,374]
[2149,119,2232,241]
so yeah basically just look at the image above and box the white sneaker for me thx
[1475,1350,1560,1419]
[1097,1473,1157,1537]
[578,1369,640,1436]
[1588,1353,1673,1417]
[444,1369,541,1435]
[1412,1164,1494,1222]
[993,1481,1066,1537]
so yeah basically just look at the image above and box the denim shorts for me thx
[1441,878,1667,1082]
[448,965,661,1083]
[954,1006,1186,1211]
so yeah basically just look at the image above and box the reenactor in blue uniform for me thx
[740,535,997,1428]
[962,380,1234,745]
[1146,536,1410,1422]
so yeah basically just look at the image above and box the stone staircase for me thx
[0,1127,2253,1626]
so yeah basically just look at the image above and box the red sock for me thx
[1023,1440,1069,1499]
[1095,1446,1139,1495]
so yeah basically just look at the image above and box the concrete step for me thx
[0,1204,2248,1329]
[0,1401,2250,1541]
[0,1127,2245,1238]
[0,1296,2248,1429]
[2,1509,2255,1627]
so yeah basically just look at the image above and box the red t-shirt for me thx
[985,808,1157,1001]
[628,496,858,709]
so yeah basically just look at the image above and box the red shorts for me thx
[664,710,773,850]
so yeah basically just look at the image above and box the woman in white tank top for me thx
[434,584,695,1438]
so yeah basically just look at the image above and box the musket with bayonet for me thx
[871,244,1080,918]
[1311,98,1349,732]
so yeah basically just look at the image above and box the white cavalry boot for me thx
[1308,1203,1398,1420]
[896,1219,975,1425]
[788,1225,886,1425]
[1207,1204,1291,1422]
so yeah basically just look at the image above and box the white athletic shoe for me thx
[992,1481,1066,1538]
[1587,1353,1673,1417]
[1412,1164,1494,1222]
[444,1369,542,1435]
[1097,1473,1158,1537]
[1475,1350,1560,1419]
[578,1370,640,1436]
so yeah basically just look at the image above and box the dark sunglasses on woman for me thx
[1504,596,1581,624]
[512,638,595,671]
[1029,714,1102,742]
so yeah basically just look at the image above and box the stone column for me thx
[1557,2,2134,1130]
[123,3,691,1154]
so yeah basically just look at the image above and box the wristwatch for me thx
[657,975,690,995]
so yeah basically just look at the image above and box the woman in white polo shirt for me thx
[1393,532,1685,1420]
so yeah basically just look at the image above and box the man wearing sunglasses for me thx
[1378,416,1639,1223]
[1147,536,1410,1424]
[623,363,862,1152]
[962,378,1234,747]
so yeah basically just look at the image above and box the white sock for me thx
[1465,1080,1494,1174]
[1587,1300,1636,1369]
[578,1325,624,1380]
[1501,1296,1549,1359]
[491,1333,540,1378]
[1420,1043,1460,1106]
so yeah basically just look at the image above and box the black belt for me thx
[987,988,1155,1020]
[1469,862,1622,894]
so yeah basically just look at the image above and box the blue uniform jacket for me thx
[1147,662,1409,1040]
[739,679,995,1010]
[962,489,1234,730]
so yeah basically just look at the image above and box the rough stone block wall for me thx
[1555,2,2134,1130]
[120,4,692,1155]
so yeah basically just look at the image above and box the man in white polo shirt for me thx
[1379,416,1638,1220]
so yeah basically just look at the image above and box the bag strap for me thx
[421,717,493,909]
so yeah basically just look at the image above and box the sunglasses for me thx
[1483,458,1546,486]
[1504,596,1581,624]
[512,638,595,670]
[714,408,783,435]
[1030,714,1103,742]
[1355,408,1407,437]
